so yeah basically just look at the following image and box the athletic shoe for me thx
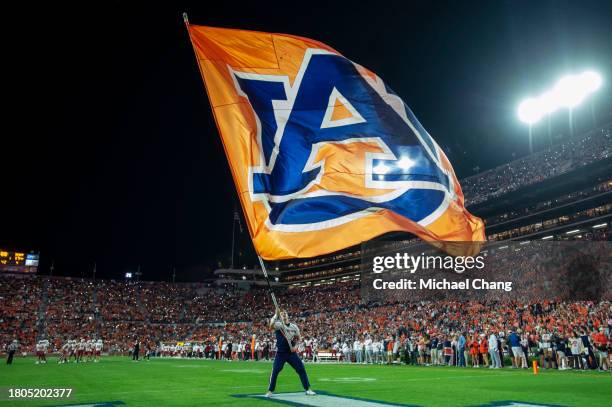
[265,391,273,398]
[305,389,316,396]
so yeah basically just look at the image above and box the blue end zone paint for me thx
[232,390,420,406]
[233,392,562,407]
[45,401,125,407]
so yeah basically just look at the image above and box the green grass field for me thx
[1,357,611,407]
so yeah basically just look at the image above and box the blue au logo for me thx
[231,49,454,232]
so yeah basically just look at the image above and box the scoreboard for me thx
[0,250,39,273]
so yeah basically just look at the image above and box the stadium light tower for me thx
[518,70,602,152]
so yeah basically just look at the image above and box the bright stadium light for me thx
[538,90,559,114]
[580,70,602,93]
[518,98,544,124]
[517,69,603,151]
[373,163,389,175]
[553,75,587,108]
[397,156,415,170]
[517,70,603,117]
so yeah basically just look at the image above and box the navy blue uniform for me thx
[268,319,311,392]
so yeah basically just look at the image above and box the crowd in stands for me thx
[462,123,612,206]
[0,276,42,349]
[44,278,96,345]
[1,260,610,371]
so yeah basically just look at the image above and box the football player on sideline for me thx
[266,309,315,397]
[35,340,46,364]
[58,340,70,364]
[94,339,103,362]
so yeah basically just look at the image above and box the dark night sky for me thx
[2,1,611,281]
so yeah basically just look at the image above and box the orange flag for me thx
[185,22,485,259]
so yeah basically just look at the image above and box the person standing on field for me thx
[6,340,18,365]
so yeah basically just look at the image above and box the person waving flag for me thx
[266,309,315,397]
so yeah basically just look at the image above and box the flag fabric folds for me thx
[185,24,485,260]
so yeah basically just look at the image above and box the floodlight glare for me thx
[580,70,602,93]
[518,70,603,127]
[538,91,559,114]
[373,163,389,175]
[518,98,543,124]
[554,75,587,108]
[397,156,415,170]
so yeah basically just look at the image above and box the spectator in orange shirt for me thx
[479,335,489,367]
[593,328,610,371]
[470,336,480,367]
[386,337,394,364]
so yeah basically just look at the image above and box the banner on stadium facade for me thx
[185,22,485,259]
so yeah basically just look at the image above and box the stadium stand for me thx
[461,123,611,206]
[1,123,610,369]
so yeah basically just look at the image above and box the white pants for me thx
[489,349,501,368]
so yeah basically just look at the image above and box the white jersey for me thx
[95,341,103,351]
[570,338,582,354]
[540,333,552,349]
[271,316,301,344]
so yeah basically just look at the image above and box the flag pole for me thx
[183,12,281,315]
[258,256,281,313]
